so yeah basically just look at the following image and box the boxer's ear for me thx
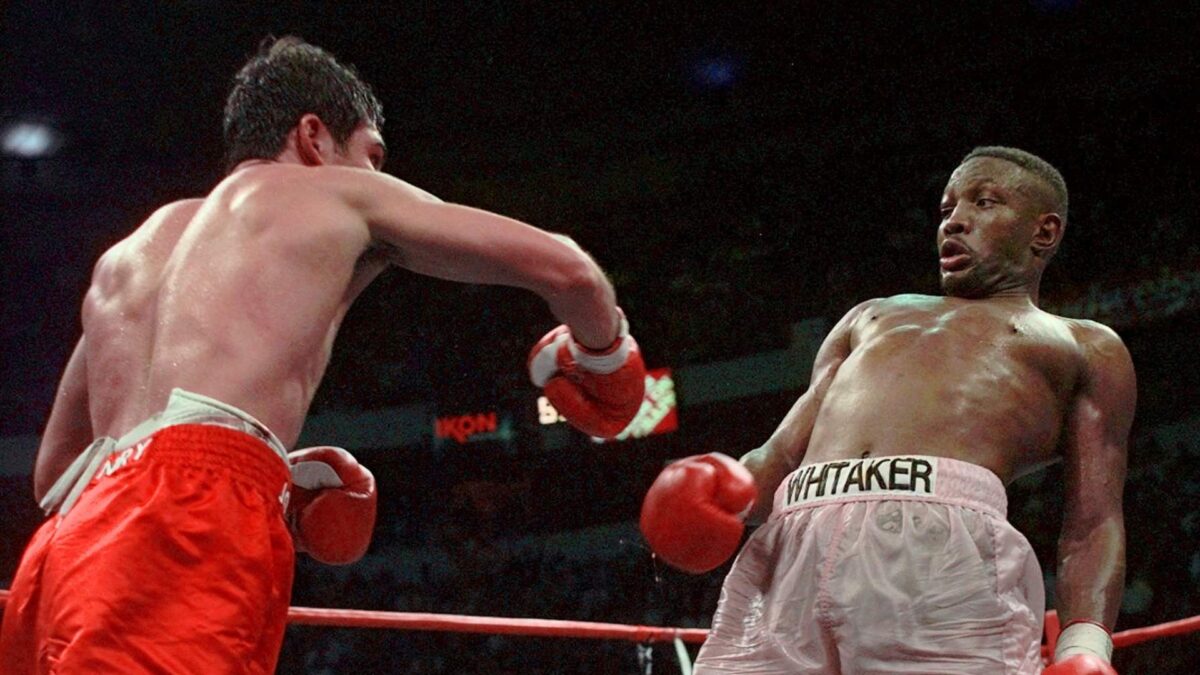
[295,113,332,166]
[1031,212,1064,260]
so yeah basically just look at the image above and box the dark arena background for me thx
[2,2,1197,672]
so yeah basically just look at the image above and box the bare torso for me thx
[805,293,1097,484]
[81,164,388,448]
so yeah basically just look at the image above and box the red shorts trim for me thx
[0,424,294,674]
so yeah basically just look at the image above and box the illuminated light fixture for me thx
[1,120,63,159]
[691,56,740,89]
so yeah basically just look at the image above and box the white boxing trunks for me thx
[695,455,1045,675]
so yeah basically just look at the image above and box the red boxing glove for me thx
[1044,655,1118,675]
[287,446,377,565]
[528,310,646,439]
[639,453,757,574]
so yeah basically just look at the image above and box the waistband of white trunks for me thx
[773,455,1007,520]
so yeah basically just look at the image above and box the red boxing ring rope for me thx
[1110,614,1200,648]
[287,605,709,643]
[1039,609,1200,664]
[2,588,1196,651]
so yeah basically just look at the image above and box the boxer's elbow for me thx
[32,443,78,506]
[738,447,777,525]
[540,254,612,308]
[32,463,53,505]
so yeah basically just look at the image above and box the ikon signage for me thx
[434,411,514,445]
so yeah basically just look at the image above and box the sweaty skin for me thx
[741,156,1136,630]
[808,294,1086,478]
[35,120,620,503]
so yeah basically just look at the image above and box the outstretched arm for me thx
[340,170,620,349]
[1054,323,1136,658]
[739,300,871,523]
[34,337,93,503]
[639,302,870,573]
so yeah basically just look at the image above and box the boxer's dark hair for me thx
[962,146,1068,225]
[223,36,384,172]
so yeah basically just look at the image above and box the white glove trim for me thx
[1054,620,1113,662]
[529,331,571,387]
[291,461,345,490]
[568,314,633,375]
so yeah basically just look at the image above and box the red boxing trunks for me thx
[0,391,293,674]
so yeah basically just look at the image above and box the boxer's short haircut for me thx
[223,36,384,172]
[962,146,1068,225]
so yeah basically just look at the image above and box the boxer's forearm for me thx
[350,171,621,350]
[738,384,829,524]
[1056,515,1126,628]
[739,445,795,524]
[541,266,620,351]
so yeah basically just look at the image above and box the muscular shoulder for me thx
[1053,316,1136,398]
[1043,312,1124,354]
[97,198,204,272]
[848,294,940,320]
[222,164,433,203]
[150,197,205,222]
[1065,318,1131,365]
[829,295,909,342]
[874,293,941,310]
[213,165,439,245]
[206,166,370,242]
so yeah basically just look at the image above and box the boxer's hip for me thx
[40,388,291,518]
[698,456,1044,673]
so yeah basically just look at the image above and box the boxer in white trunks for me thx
[642,147,1134,674]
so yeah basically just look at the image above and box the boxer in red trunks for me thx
[0,37,645,674]
[642,147,1134,674]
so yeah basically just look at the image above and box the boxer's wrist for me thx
[1054,620,1113,663]
[569,308,631,369]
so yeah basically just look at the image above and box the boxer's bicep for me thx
[34,337,93,502]
[387,202,597,290]
[1056,326,1135,626]
[758,301,869,462]
[352,171,602,295]
[1061,328,1135,530]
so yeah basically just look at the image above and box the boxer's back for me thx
[82,164,382,447]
